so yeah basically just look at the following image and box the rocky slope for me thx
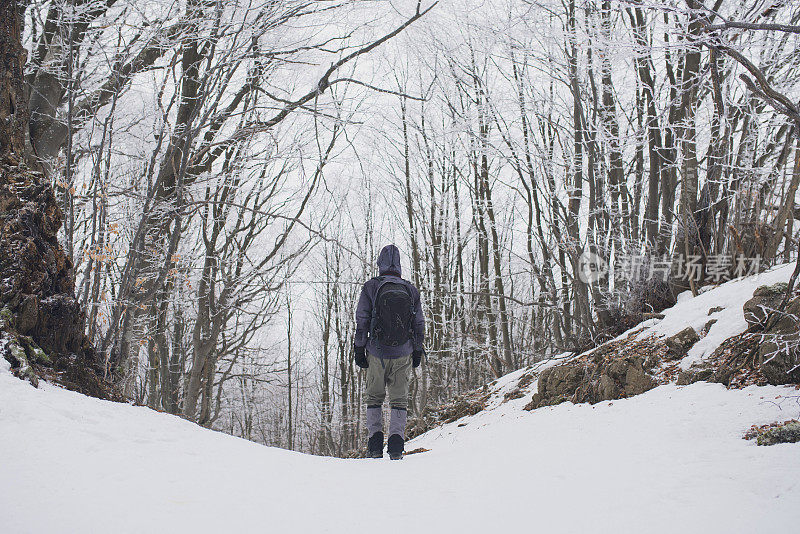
[411,263,800,431]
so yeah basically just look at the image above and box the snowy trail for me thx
[2,360,799,534]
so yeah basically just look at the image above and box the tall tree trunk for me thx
[567,0,591,341]
[600,1,629,250]
[677,2,705,294]
[628,7,664,249]
[0,0,27,165]
[1,0,107,398]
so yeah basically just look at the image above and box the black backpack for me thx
[370,279,415,347]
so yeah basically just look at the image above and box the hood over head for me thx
[377,244,402,276]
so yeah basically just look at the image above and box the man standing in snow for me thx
[354,244,425,460]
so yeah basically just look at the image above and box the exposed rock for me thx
[757,296,800,385]
[597,374,618,399]
[644,350,662,370]
[758,423,800,446]
[537,364,584,402]
[676,367,713,385]
[606,358,629,379]
[678,331,760,387]
[664,327,700,360]
[707,306,724,315]
[743,283,788,328]
[524,351,659,410]
[624,362,657,395]
[744,420,800,446]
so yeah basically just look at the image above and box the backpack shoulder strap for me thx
[369,276,391,325]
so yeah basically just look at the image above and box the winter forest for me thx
[2,0,800,461]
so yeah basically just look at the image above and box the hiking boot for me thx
[367,431,384,458]
[387,433,404,460]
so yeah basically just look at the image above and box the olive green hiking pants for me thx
[364,353,411,410]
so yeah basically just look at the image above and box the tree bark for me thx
[0,0,28,165]
[1,0,108,398]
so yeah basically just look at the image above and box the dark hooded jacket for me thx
[354,244,425,358]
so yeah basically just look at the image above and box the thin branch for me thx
[327,78,427,100]
[703,21,800,34]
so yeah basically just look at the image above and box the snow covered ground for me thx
[2,361,799,533]
[2,266,800,533]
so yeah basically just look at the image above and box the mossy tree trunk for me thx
[0,0,110,398]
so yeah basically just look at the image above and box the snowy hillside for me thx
[2,267,800,533]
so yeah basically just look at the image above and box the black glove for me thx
[412,349,424,368]
[354,345,368,369]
